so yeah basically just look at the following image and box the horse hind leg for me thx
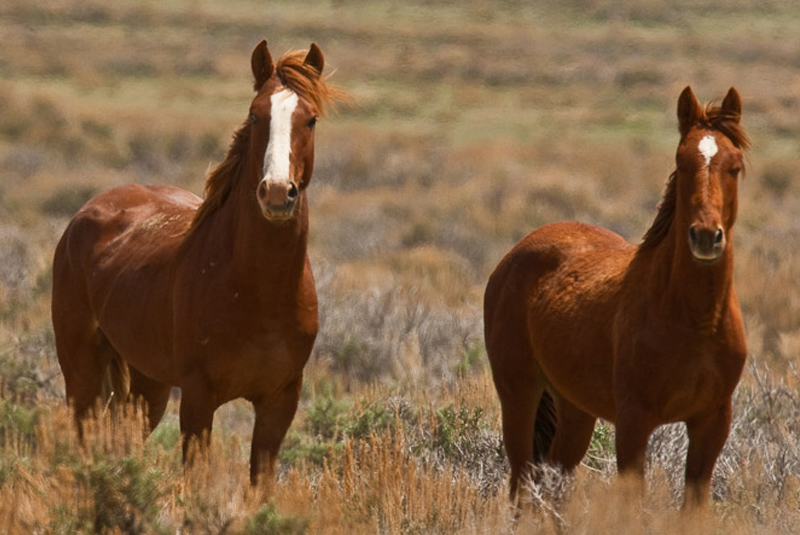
[489,348,550,502]
[78,328,171,434]
[52,246,120,427]
[485,291,548,499]
[55,322,120,427]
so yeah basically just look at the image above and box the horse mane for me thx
[184,50,348,240]
[639,101,750,250]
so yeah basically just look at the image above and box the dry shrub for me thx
[313,269,482,387]
[275,408,511,535]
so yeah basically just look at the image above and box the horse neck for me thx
[196,173,310,299]
[636,222,735,331]
[234,191,309,289]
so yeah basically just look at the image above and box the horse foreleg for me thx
[179,377,217,468]
[250,378,302,487]
[614,405,657,480]
[684,401,732,508]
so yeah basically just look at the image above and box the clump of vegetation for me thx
[239,504,308,535]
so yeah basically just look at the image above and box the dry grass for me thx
[1,367,800,534]
[2,0,800,532]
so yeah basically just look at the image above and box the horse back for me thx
[486,221,633,322]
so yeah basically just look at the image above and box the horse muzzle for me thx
[688,224,726,264]
[257,179,299,221]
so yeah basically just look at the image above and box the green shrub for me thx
[73,452,169,534]
[343,400,393,440]
[151,419,181,452]
[0,399,39,446]
[453,340,485,377]
[304,394,348,441]
[584,420,616,471]
[239,503,308,535]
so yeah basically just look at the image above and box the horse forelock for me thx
[701,101,750,151]
[640,101,749,250]
[274,50,348,117]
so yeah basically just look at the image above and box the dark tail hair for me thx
[97,331,130,411]
[533,390,557,463]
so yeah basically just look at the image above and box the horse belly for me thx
[97,288,177,384]
[532,326,617,420]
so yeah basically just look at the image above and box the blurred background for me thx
[1,1,800,532]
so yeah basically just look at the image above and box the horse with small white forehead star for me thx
[485,86,749,508]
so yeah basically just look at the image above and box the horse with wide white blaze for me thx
[484,86,750,507]
[51,39,347,485]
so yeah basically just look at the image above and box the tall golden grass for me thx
[2,0,800,532]
[2,367,799,533]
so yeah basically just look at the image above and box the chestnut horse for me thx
[484,87,749,506]
[52,40,346,485]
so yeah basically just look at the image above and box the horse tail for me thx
[533,390,557,463]
[98,331,130,410]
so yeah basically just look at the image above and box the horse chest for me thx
[185,290,316,397]
[619,332,742,422]
[194,323,311,399]
[656,358,722,422]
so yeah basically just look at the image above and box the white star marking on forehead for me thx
[698,135,718,167]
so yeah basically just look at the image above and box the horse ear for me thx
[677,86,701,136]
[251,39,274,91]
[303,43,325,75]
[721,87,742,123]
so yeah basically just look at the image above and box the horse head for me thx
[675,86,749,264]
[248,40,327,222]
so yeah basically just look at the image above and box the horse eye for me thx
[249,113,258,124]
[729,168,741,178]
[307,117,318,129]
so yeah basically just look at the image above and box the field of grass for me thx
[2,0,800,533]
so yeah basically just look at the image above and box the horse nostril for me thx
[688,226,698,244]
[714,228,724,245]
[287,182,299,203]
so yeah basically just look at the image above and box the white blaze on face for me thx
[698,135,718,167]
[263,89,299,184]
